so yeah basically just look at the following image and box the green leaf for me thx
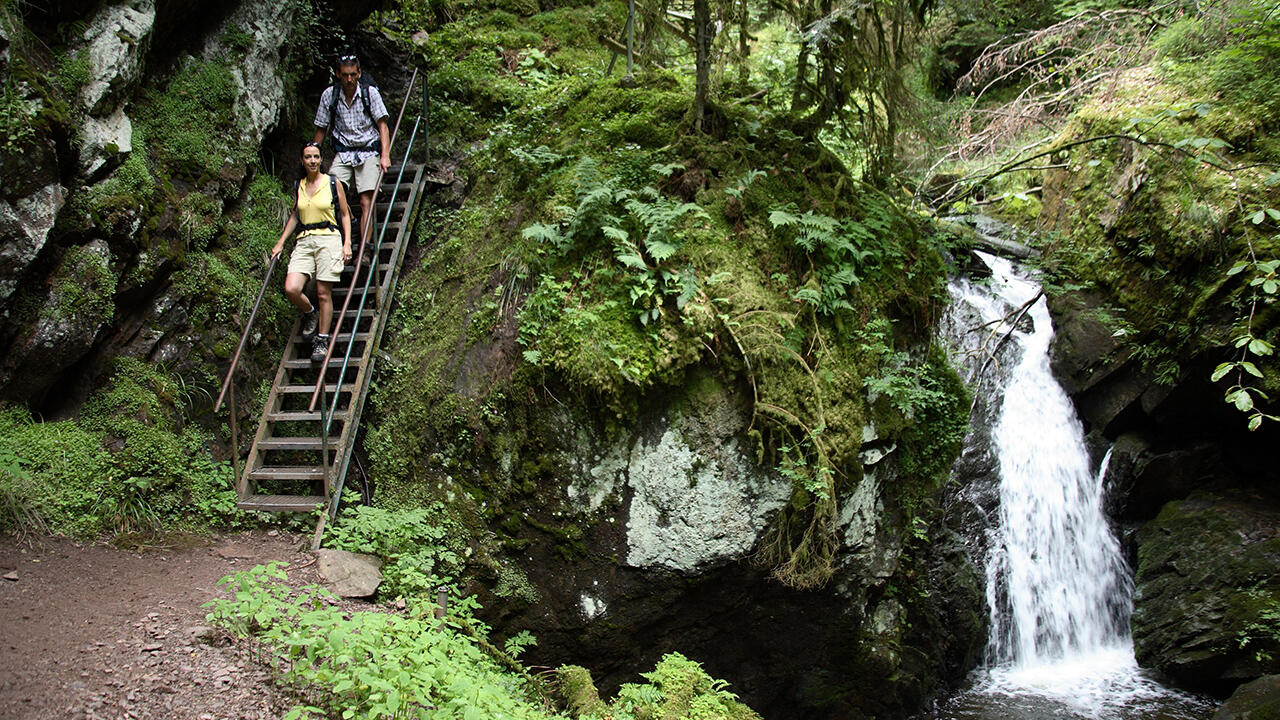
[1232,389,1255,412]
[1250,338,1274,356]
[1227,261,1250,276]
[1265,280,1278,294]
[1211,363,1234,382]
[1267,208,1280,221]
[769,210,799,228]
[1251,210,1266,224]
[521,349,541,364]
[647,239,678,262]
[1241,361,1264,378]
[615,251,647,270]
[1249,415,1263,431]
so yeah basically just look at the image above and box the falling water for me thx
[929,250,1211,720]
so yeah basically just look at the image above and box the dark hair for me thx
[336,54,360,70]
[300,141,322,157]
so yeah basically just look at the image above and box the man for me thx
[312,55,391,262]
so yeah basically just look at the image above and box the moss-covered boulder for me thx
[1214,675,1280,720]
[1133,491,1280,694]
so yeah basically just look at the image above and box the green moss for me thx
[133,59,246,180]
[75,130,158,231]
[0,359,252,537]
[44,244,116,327]
[52,51,91,97]
[370,2,959,592]
[1038,61,1280,389]
[556,665,607,718]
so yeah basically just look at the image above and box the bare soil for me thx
[0,530,322,719]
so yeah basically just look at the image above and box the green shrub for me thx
[206,562,562,720]
[326,504,466,597]
[0,359,246,537]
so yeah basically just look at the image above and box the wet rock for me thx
[79,105,134,181]
[3,571,17,581]
[314,549,382,598]
[76,0,156,115]
[1214,675,1280,720]
[0,178,64,303]
[1132,491,1280,694]
[1,240,113,400]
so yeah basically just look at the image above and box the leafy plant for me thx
[206,563,562,720]
[768,197,896,315]
[326,504,465,598]
[1213,247,1279,430]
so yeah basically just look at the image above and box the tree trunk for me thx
[694,0,710,132]
[790,42,809,112]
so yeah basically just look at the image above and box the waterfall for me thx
[980,256,1131,666]
[934,249,1210,720]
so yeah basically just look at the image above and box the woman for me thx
[271,141,353,365]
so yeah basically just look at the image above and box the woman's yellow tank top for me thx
[296,175,338,239]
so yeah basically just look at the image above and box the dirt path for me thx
[0,531,319,720]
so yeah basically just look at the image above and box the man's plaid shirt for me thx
[314,84,389,166]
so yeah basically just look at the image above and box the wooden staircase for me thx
[235,163,426,513]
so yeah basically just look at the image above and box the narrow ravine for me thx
[930,249,1212,720]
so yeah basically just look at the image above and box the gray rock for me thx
[79,105,133,180]
[0,182,64,302]
[201,1,298,148]
[838,470,901,579]
[315,549,383,598]
[76,0,155,115]
[1214,675,1280,720]
[1133,491,1280,693]
[621,384,791,573]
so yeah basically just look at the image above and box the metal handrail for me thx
[214,254,280,413]
[307,65,422,413]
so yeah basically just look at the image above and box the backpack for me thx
[294,174,346,242]
[326,71,381,154]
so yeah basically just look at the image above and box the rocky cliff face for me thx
[0,0,326,414]
[1035,78,1280,698]
[422,364,986,720]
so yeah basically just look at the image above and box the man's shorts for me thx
[330,155,381,194]
[288,233,345,283]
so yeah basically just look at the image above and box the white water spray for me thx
[940,251,1209,719]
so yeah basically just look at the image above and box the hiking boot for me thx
[360,240,376,268]
[299,308,319,340]
[311,334,330,365]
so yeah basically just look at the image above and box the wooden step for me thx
[236,494,326,512]
[257,437,338,450]
[282,356,364,369]
[265,410,347,422]
[292,331,371,343]
[278,383,356,394]
[246,466,326,481]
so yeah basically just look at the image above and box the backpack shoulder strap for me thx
[327,83,341,130]
[360,84,375,122]
[329,175,346,242]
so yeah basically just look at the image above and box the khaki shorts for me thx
[288,233,345,282]
[330,155,381,194]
